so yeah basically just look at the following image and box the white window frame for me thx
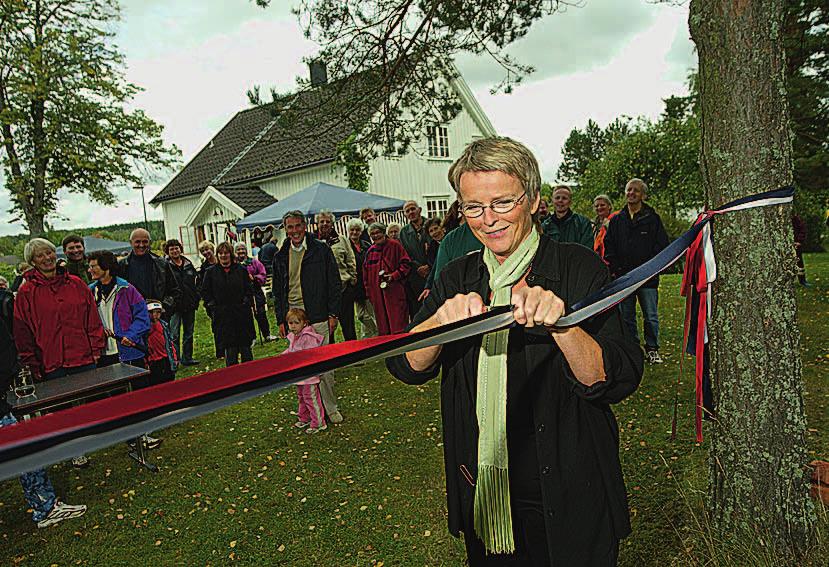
[425,195,451,219]
[427,125,450,158]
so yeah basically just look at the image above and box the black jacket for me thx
[118,251,182,313]
[257,242,277,275]
[0,289,13,336]
[272,234,342,326]
[603,203,670,288]
[200,263,255,349]
[386,238,643,566]
[0,318,18,414]
[167,256,200,313]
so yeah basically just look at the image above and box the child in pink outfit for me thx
[284,308,327,434]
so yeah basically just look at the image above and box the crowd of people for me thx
[0,139,702,538]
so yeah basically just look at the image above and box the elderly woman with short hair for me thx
[363,222,411,335]
[14,238,105,381]
[387,137,643,566]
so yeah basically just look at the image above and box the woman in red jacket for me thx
[13,238,105,381]
[362,223,411,335]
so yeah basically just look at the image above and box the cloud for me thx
[0,0,696,235]
[470,5,693,180]
[455,0,657,87]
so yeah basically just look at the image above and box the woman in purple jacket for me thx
[235,242,274,341]
[87,250,151,370]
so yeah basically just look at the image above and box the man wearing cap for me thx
[272,211,344,423]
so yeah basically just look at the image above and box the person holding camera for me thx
[363,222,411,335]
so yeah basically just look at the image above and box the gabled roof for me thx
[216,185,276,214]
[151,73,377,205]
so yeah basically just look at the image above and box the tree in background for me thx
[0,0,180,237]
[784,0,828,250]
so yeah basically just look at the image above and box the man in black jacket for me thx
[119,228,182,317]
[604,178,670,364]
[272,211,343,423]
[257,237,277,276]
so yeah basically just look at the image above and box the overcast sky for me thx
[0,0,696,236]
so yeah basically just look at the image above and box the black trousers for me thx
[463,507,551,567]
[225,345,253,367]
[148,358,174,386]
[252,287,271,338]
[339,283,357,341]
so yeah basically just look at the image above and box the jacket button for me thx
[537,423,545,433]
[547,510,555,518]
[542,466,550,475]
[526,274,536,283]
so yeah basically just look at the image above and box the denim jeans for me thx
[620,287,660,350]
[1,413,56,522]
[169,310,196,363]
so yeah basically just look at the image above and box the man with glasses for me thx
[399,200,432,318]
[119,228,181,317]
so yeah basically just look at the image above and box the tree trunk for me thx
[689,0,814,555]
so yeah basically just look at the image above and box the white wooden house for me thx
[150,63,496,257]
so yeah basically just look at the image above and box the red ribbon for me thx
[680,213,712,443]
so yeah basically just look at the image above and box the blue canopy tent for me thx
[236,182,407,230]
[56,236,133,259]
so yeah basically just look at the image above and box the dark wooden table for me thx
[6,363,158,471]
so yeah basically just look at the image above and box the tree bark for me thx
[689,0,814,554]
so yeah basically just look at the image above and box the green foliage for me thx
[336,133,371,192]
[784,0,829,251]
[0,220,165,257]
[573,105,702,219]
[0,0,180,236]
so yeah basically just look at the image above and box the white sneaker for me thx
[37,501,87,528]
[142,434,162,450]
[71,456,90,468]
[306,424,328,434]
[647,350,664,364]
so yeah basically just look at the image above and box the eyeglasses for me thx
[459,193,527,218]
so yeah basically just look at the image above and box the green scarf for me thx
[474,228,540,554]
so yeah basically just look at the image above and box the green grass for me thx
[0,255,827,565]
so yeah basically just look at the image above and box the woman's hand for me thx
[511,286,565,329]
[406,292,485,372]
[432,292,485,326]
